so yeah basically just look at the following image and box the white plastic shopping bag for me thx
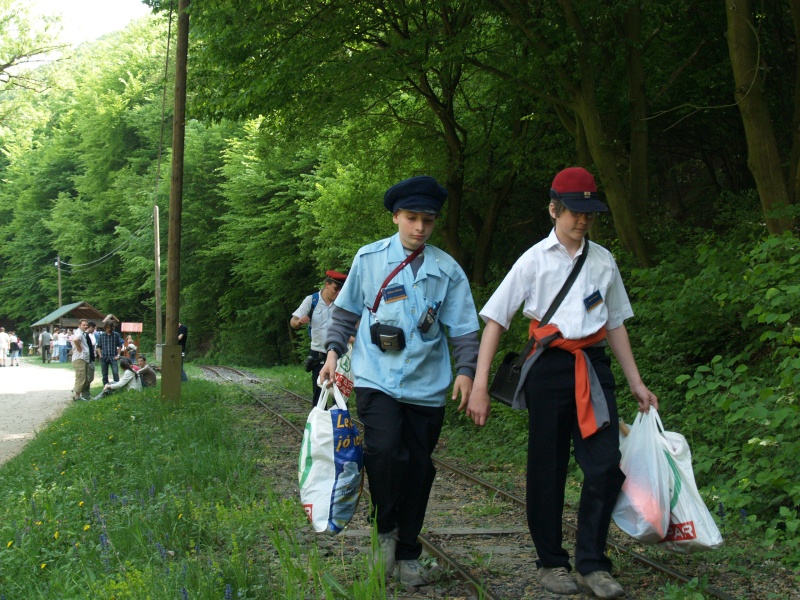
[298,383,363,534]
[613,408,673,543]
[657,430,724,553]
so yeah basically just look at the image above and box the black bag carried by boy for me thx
[489,244,589,407]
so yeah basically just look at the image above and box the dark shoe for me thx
[397,559,429,587]
[370,529,397,577]
[538,567,579,595]
[576,571,625,599]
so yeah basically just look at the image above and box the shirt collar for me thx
[386,233,441,279]
[544,228,586,258]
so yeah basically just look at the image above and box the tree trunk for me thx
[625,3,649,220]
[788,0,800,206]
[725,0,794,233]
[472,172,515,286]
[577,90,652,266]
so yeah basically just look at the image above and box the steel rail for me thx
[202,369,736,600]
[278,382,736,600]
[200,367,495,597]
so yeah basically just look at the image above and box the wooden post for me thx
[162,0,190,403]
[154,205,163,349]
[56,255,62,307]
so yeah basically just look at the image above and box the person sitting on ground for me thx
[134,354,158,388]
[94,358,142,399]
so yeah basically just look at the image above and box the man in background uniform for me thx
[39,329,52,363]
[290,270,348,403]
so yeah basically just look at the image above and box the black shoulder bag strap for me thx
[511,241,589,367]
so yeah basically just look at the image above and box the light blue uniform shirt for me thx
[335,233,479,407]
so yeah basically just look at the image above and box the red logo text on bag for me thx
[335,372,354,397]
[303,504,313,520]
[665,520,697,542]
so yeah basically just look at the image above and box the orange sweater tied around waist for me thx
[528,320,608,438]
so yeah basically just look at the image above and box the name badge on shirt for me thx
[584,290,604,312]
[383,284,407,303]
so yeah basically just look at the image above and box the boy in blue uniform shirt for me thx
[320,175,479,587]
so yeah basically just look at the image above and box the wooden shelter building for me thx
[29,301,109,352]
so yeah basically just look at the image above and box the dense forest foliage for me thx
[0,0,798,566]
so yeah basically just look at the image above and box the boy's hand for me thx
[632,382,658,413]
[464,385,491,427]
[452,375,473,412]
[318,351,338,387]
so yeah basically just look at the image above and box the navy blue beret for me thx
[383,175,448,214]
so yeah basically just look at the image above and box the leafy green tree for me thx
[179,0,561,284]
[724,0,796,234]
[0,18,170,328]
[0,0,63,99]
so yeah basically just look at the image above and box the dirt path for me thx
[0,359,75,466]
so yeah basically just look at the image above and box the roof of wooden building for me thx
[30,301,106,327]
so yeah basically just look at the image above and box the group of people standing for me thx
[68,320,157,401]
[0,327,24,367]
[292,169,656,599]
[36,327,73,363]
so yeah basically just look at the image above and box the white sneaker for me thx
[397,559,429,587]
[370,529,397,577]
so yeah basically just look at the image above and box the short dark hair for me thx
[549,198,567,224]
[325,277,343,288]
[88,321,96,328]
[138,354,147,362]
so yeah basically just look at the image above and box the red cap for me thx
[325,270,347,283]
[549,167,608,212]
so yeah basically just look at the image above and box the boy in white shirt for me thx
[467,167,658,599]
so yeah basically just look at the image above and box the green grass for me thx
[0,371,384,599]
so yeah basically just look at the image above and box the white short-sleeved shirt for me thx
[293,291,335,352]
[480,230,633,340]
[71,330,90,362]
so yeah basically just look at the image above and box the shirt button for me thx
[399,383,404,388]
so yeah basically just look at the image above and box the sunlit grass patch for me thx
[0,376,385,599]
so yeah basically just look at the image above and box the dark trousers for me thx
[311,361,324,404]
[100,357,120,385]
[355,387,444,561]
[524,347,624,575]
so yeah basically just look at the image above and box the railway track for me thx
[199,365,740,600]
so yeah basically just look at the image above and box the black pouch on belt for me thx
[370,322,405,352]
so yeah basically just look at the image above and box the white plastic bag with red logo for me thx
[656,430,723,553]
[298,382,363,534]
[613,409,673,543]
[333,343,354,399]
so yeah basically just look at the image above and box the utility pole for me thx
[161,0,189,403]
[154,205,163,349]
[56,256,62,307]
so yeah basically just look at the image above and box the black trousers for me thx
[524,346,625,575]
[355,387,444,561]
[309,351,326,405]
